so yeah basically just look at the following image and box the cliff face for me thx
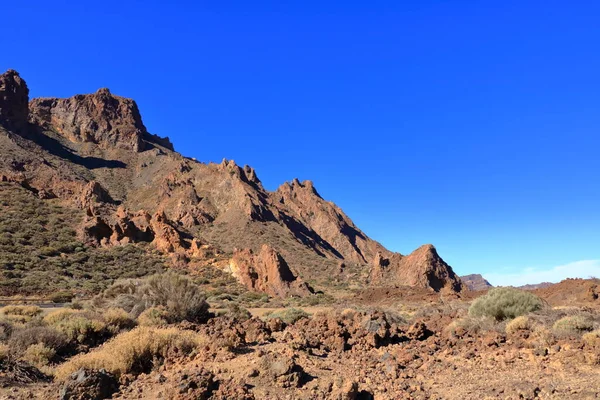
[0,69,464,294]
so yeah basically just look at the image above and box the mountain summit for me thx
[0,69,463,295]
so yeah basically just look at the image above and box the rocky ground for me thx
[1,281,599,400]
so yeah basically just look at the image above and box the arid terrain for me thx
[0,69,598,399]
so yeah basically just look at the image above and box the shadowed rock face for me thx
[370,245,464,292]
[228,244,314,298]
[0,69,464,293]
[0,70,29,133]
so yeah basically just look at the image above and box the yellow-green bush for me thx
[23,343,56,367]
[1,305,42,317]
[505,316,531,335]
[54,327,207,380]
[103,308,136,334]
[0,305,42,323]
[469,287,544,321]
[44,309,106,344]
[137,307,168,327]
[553,316,594,335]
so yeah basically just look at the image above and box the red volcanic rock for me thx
[229,244,314,298]
[29,88,172,152]
[82,207,192,255]
[370,245,463,292]
[274,178,386,264]
[460,274,493,291]
[0,70,29,133]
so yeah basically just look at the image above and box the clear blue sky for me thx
[2,1,599,284]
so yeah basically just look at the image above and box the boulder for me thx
[59,368,119,400]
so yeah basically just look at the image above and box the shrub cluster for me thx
[468,287,544,321]
[552,315,594,335]
[100,272,210,324]
[54,327,207,380]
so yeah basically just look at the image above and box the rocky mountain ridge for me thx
[0,69,463,295]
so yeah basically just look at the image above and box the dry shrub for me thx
[225,303,251,321]
[0,344,9,361]
[505,316,531,335]
[266,308,309,324]
[0,320,14,341]
[553,315,595,335]
[137,307,169,327]
[54,327,207,380]
[1,305,42,317]
[8,326,69,356]
[530,325,556,348]
[44,309,106,344]
[23,343,55,367]
[583,330,600,348]
[103,308,136,334]
[445,316,497,337]
[469,288,544,321]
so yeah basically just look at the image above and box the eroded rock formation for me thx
[29,88,172,152]
[370,245,463,292]
[0,69,464,294]
[0,70,29,133]
[228,244,314,298]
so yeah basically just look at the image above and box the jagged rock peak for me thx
[0,69,29,133]
[28,82,173,152]
[370,244,463,293]
[278,178,321,198]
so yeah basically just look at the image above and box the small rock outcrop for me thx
[370,245,463,292]
[29,88,172,152]
[461,274,493,291]
[0,69,29,132]
[59,368,119,400]
[228,244,314,298]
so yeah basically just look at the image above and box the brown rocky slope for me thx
[0,69,463,295]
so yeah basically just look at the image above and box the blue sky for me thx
[2,1,599,285]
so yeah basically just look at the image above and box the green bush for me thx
[137,307,169,327]
[469,287,544,321]
[103,273,210,324]
[50,291,74,303]
[553,316,594,335]
[23,343,56,367]
[43,309,107,345]
[266,308,310,324]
